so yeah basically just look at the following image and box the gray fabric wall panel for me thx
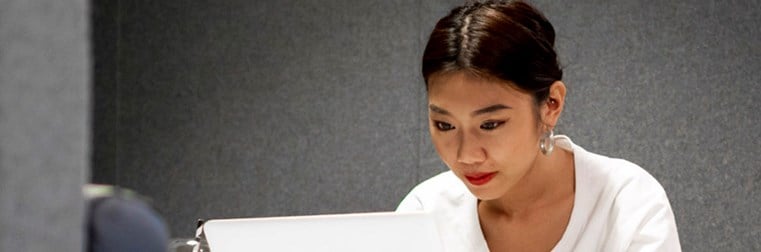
[101,0,424,236]
[0,0,90,251]
[92,0,761,249]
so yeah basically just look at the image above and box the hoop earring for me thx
[539,128,555,155]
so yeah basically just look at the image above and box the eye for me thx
[480,121,505,130]
[433,121,455,131]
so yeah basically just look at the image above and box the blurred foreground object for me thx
[84,184,169,252]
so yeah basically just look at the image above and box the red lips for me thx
[464,172,497,186]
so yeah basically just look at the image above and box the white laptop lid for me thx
[202,211,443,252]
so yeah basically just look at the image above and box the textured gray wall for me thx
[92,0,761,250]
[0,0,90,251]
[93,0,425,237]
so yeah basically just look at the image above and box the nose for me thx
[456,131,486,165]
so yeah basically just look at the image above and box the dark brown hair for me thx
[422,0,562,105]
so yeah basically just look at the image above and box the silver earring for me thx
[539,128,555,155]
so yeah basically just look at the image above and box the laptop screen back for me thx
[202,211,443,252]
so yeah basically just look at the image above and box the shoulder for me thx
[556,136,663,194]
[573,145,672,218]
[576,148,668,200]
[396,171,470,212]
[571,143,681,250]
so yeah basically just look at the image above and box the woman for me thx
[396,1,681,251]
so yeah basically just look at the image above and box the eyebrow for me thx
[429,104,512,117]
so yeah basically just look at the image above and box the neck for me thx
[480,148,575,218]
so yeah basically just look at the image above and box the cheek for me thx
[429,130,458,165]
[485,127,539,163]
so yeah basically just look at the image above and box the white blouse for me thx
[397,136,681,251]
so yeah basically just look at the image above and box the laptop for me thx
[200,211,444,252]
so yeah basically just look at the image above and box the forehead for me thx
[427,72,533,110]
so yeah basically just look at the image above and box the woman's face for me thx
[427,72,544,200]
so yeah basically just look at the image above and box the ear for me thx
[541,81,566,128]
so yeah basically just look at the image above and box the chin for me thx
[463,183,505,201]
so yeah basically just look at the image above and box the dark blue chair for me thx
[85,185,169,252]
